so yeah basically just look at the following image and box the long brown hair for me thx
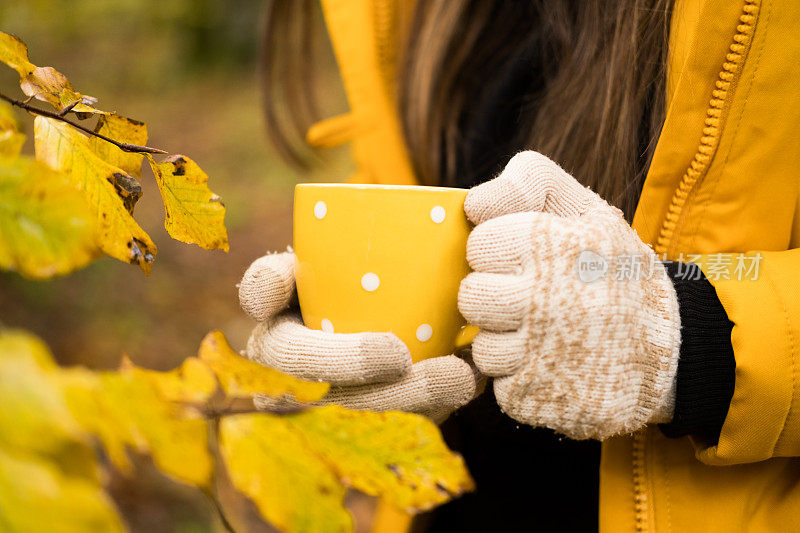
[263,0,672,219]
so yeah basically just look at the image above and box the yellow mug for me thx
[293,183,476,362]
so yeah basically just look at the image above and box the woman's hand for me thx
[239,252,478,420]
[458,151,681,440]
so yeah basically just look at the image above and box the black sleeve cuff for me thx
[658,261,736,445]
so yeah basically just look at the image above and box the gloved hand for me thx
[458,151,681,440]
[239,252,478,420]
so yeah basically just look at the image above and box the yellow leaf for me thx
[198,330,328,402]
[0,448,124,533]
[60,364,213,487]
[0,330,87,458]
[89,114,147,178]
[120,354,217,405]
[0,32,32,73]
[220,406,473,532]
[288,406,475,513]
[34,116,156,273]
[0,100,25,157]
[220,414,352,533]
[0,155,96,279]
[0,31,102,114]
[0,329,103,484]
[146,154,229,252]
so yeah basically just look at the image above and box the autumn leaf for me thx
[1,32,229,275]
[0,330,88,460]
[89,114,147,178]
[146,154,229,252]
[0,155,96,279]
[0,31,102,114]
[0,100,25,157]
[0,330,123,532]
[34,116,157,273]
[121,354,218,405]
[198,330,328,402]
[220,406,474,533]
[287,407,474,512]
[220,414,352,533]
[0,331,98,483]
[59,364,213,487]
[0,449,124,533]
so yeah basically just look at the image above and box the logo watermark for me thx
[575,251,762,283]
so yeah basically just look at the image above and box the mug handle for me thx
[454,324,479,349]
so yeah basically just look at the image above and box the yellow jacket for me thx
[312,0,800,530]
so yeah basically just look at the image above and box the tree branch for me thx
[0,92,167,155]
[202,404,308,418]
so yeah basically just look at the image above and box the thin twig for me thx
[57,99,80,117]
[202,403,308,418]
[205,417,239,533]
[204,487,239,533]
[0,92,167,154]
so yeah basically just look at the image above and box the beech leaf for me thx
[198,330,328,402]
[0,100,25,157]
[0,449,124,533]
[89,114,147,178]
[0,330,87,459]
[146,154,229,252]
[220,414,352,533]
[0,155,96,279]
[34,116,157,273]
[0,330,123,532]
[0,31,102,114]
[287,407,475,513]
[59,363,213,487]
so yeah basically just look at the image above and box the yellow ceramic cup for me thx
[293,183,475,362]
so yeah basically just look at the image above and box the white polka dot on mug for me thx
[430,206,446,223]
[314,201,327,219]
[361,272,380,292]
[416,323,433,342]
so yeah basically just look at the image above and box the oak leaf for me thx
[34,116,157,273]
[146,154,229,252]
[0,155,96,279]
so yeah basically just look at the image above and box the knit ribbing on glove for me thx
[239,251,478,420]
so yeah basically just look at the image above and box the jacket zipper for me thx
[653,0,760,256]
[632,431,649,531]
[635,2,760,531]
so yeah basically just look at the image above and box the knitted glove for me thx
[458,151,681,440]
[239,252,477,420]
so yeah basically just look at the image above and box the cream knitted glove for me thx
[239,252,477,419]
[458,151,681,440]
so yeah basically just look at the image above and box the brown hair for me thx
[263,0,672,218]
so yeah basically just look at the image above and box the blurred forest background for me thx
[0,1,356,531]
